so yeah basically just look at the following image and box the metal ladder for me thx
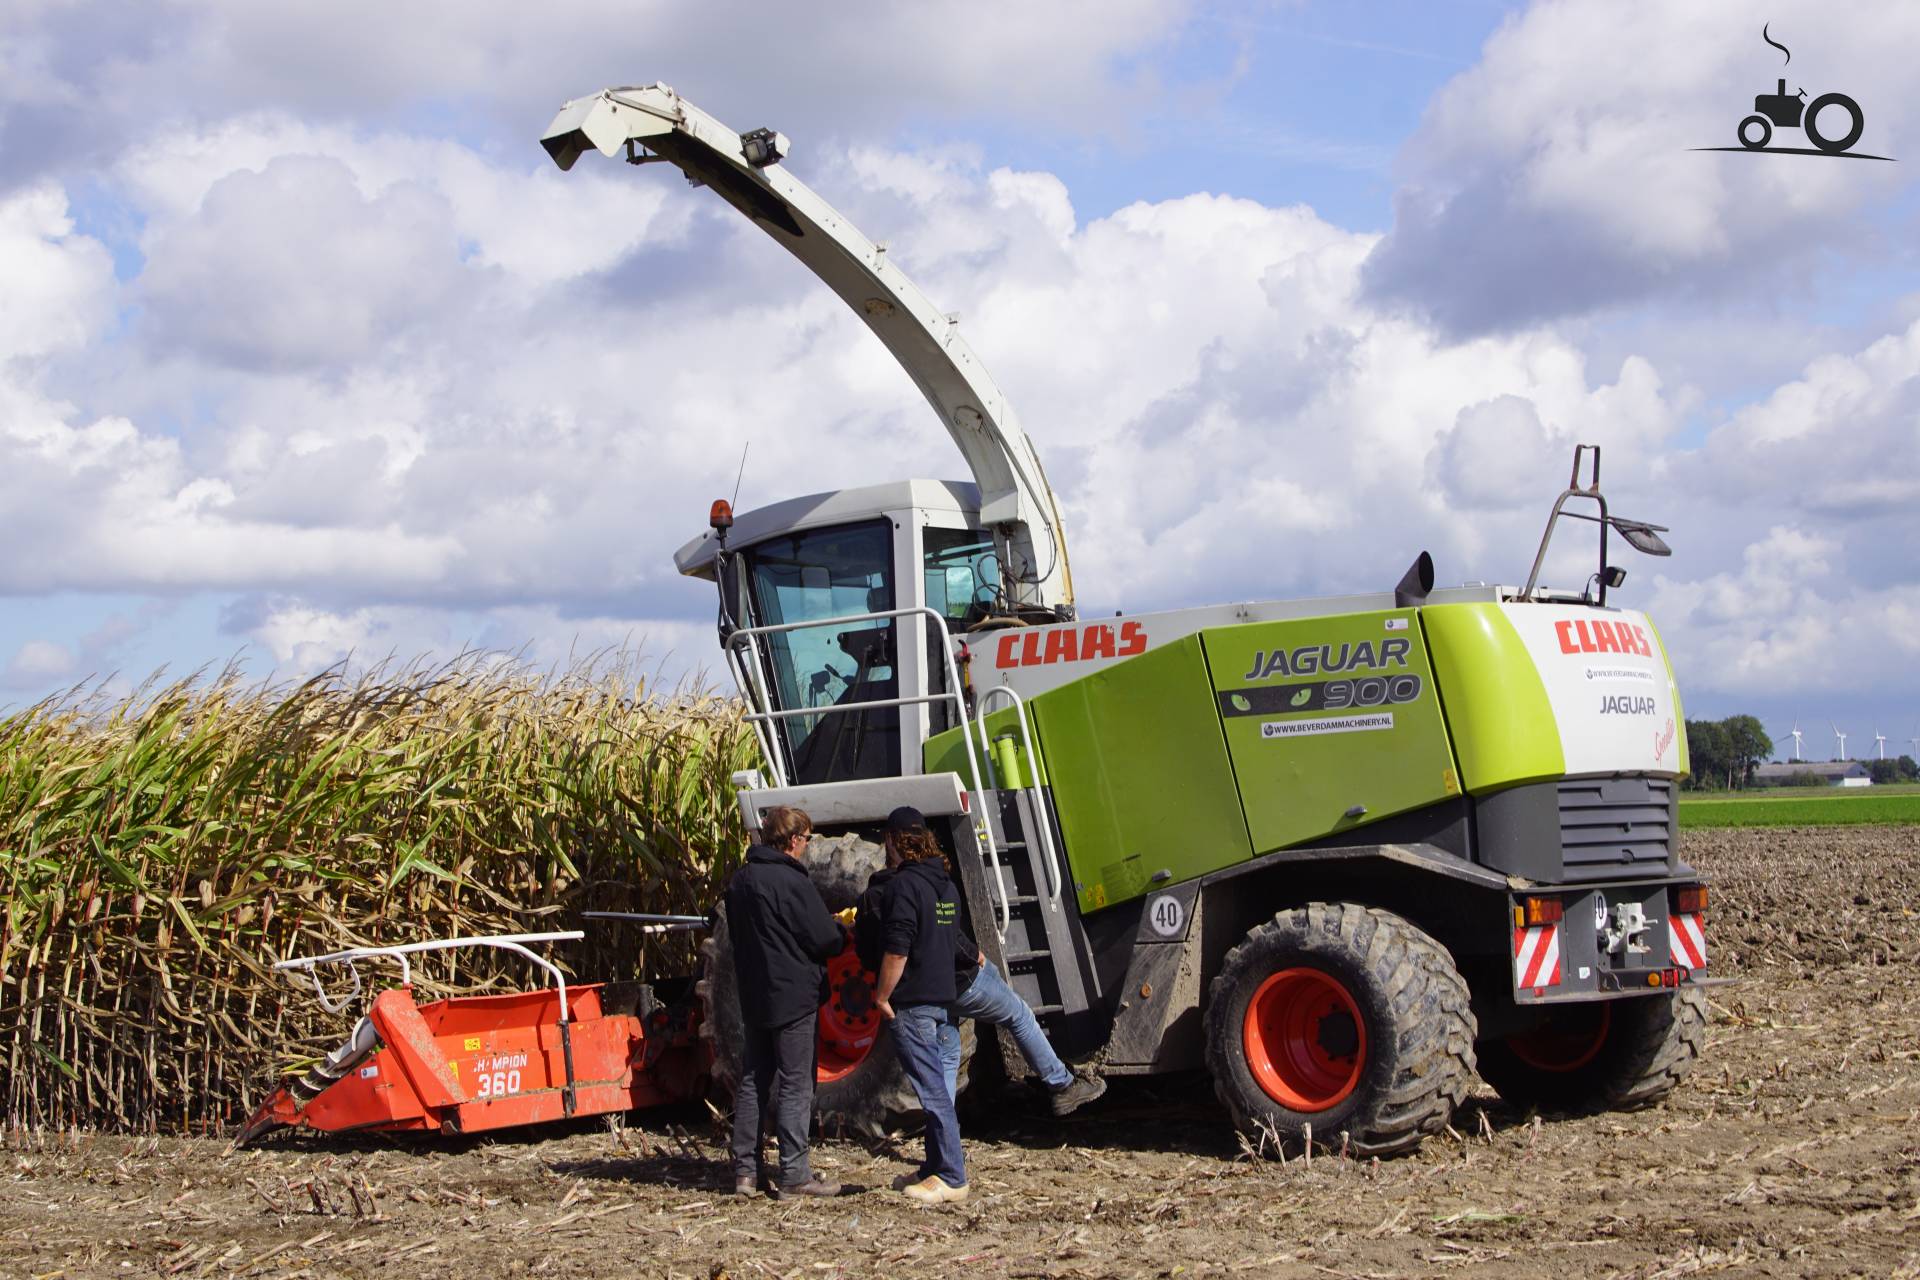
[968,690,1104,1058]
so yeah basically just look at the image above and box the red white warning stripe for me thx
[1512,923,1562,989]
[1669,912,1707,970]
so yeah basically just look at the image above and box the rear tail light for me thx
[1674,884,1708,915]
[1520,895,1563,927]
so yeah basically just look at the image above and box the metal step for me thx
[1003,949,1051,964]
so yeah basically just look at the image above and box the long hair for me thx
[890,826,948,870]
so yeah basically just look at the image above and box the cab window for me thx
[923,526,1000,626]
[744,520,898,783]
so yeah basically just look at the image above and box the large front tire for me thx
[1204,903,1476,1158]
[1477,988,1706,1113]
[696,833,974,1137]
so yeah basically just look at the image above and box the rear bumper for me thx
[1507,882,1719,1003]
[1516,972,1733,1006]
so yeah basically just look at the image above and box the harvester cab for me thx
[535,82,1720,1157]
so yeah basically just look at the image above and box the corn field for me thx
[0,654,760,1134]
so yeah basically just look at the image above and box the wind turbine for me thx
[1789,720,1804,762]
[1874,726,1888,760]
[1832,721,1848,761]
[1908,721,1919,759]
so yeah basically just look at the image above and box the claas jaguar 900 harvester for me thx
[243,83,1717,1157]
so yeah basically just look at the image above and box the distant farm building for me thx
[1753,761,1873,788]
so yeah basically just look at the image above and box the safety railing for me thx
[974,684,1063,906]
[274,931,584,1023]
[724,606,1010,937]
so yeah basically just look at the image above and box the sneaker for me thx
[901,1175,969,1206]
[1050,1073,1108,1116]
[780,1172,842,1198]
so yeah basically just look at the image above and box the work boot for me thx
[780,1172,841,1198]
[1050,1073,1108,1116]
[733,1175,759,1197]
[902,1175,969,1206]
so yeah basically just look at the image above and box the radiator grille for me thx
[1556,776,1675,881]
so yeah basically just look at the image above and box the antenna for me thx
[730,439,751,510]
[1832,721,1847,761]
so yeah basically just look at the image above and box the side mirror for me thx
[1609,518,1671,557]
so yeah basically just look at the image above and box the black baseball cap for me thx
[886,806,928,834]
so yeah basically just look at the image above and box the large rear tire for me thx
[1477,988,1706,1113]
[696,833,974,1137]
[1204,902,1476,1158]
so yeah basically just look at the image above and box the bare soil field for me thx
[5,826,1919,1280]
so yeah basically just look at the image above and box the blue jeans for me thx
[953,960,1072,1093]
[890,1003,966,1188]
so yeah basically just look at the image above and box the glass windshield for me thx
[745,520,898,784]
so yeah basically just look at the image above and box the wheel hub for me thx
[816,949,879,1083]
[1242,967,1368,1113]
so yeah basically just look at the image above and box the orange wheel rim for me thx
[1242,967,1367,1112]
[1508,1002,1612,1072]
[816,949,879,1083]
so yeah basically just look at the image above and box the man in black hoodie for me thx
[853,823,1104,1118]
[723,805,845,1199]
[871,806,971,1205]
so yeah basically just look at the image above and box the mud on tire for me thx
[1477,988,1706,1114]
[696,832,973,1138]
[1204,902,1476,1158]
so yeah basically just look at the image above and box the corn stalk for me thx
[0,652,760,1133]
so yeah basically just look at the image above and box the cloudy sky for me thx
[3,0,1917,759]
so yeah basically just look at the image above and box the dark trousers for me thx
[730,1012,817,1187]
[889,1002,966,1187]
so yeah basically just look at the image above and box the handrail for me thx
[724,605,1010,937]
[274,930,584,1024]
[975,685,1063,906]
[726,631,787,780]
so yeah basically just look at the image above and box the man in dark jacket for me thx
[723,805,845,1199]
[871,806,970,1205]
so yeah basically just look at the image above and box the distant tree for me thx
[1868,755,1917,784]
[1783,769,1828,787]
[1686,719,1730,791]
[1722,715,1773,790]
